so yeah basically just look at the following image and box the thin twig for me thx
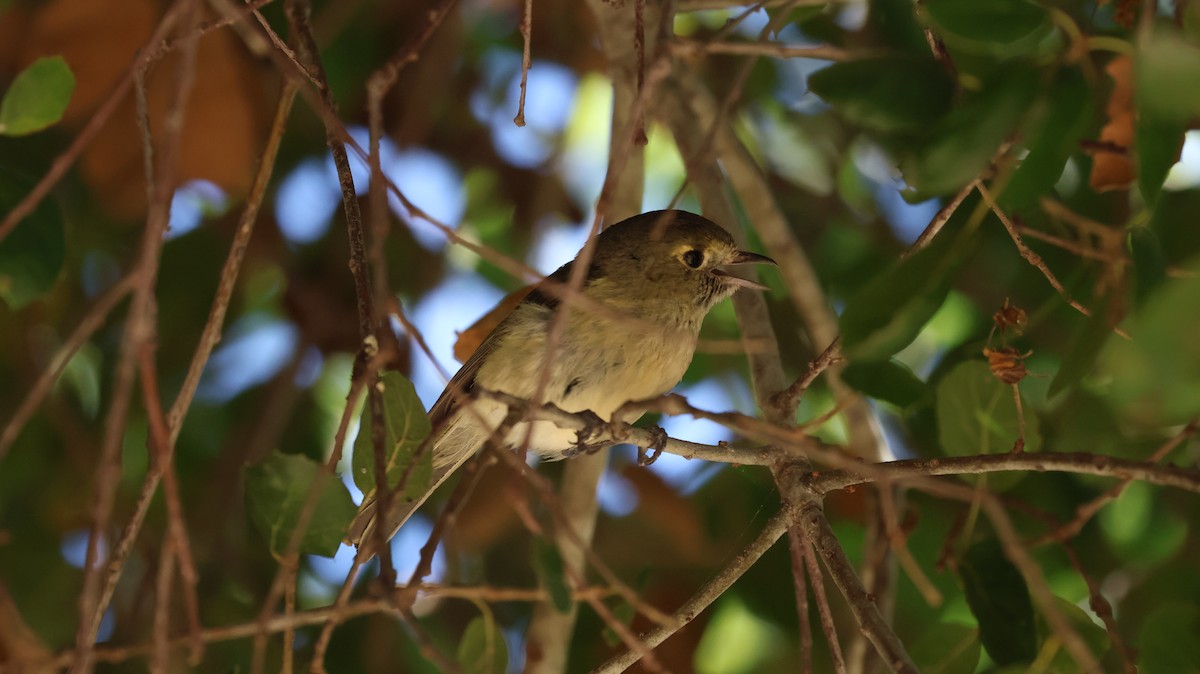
[1032,420,1197,545]
[590,504,796,674]
[798,499,917,673]
[906,181,974,255]
[514,0,533,126]
[671,37,861,61]
[772,338,842,419]
[71,5,202,668]
[786,529,814,674]
[802,533,847,674]
[0,274,136,462]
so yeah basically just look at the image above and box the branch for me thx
[590,503,797,674]
[808,452,1200,496]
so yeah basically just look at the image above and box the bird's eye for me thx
[682,249,704,269]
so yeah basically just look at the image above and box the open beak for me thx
[711,250,777,291]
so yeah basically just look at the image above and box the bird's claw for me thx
[637,425,668,466]
[574,409,607,447]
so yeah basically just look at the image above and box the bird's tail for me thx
[344,453,474,556]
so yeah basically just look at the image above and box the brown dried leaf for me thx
[1089,56,1135,193]
[20,0,156,125]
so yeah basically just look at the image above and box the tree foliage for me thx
[1,0,1199,672]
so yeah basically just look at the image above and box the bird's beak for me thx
[711,250,777,291]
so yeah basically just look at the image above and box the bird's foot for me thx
[574,409,608,447]
[637,425,669,466]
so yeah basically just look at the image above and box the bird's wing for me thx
[346,259,591,550]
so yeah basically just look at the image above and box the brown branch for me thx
[786,529,815,674]
[801,531,847,674]
[138,345,202,663]
[771,338,842,419]
[809,452,1200,495]
[166,80,297,444]
[514,0,533,126]
[906,181,974,255]
[797,499,918,673]
[0,273,136,462]
[151,539,176,674]
[71,5,202,668]
[1032,420,1197,545]
[590,503,797,674]
[978,182,1128,338]
[671,37,862,61]
[1015,225,1124,263]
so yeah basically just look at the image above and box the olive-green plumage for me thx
[348,210,775,548]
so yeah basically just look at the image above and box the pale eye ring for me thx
[682,249,704,268]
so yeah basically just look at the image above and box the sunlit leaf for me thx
[1100,481,1188,568]
[910,623,980,674]
[457,615,507,674]
[1136,26,1200,126]
[0,167,65,309]
[839,225,976,361]
[937,360,1042,456]
[0,57,75,136]
[960,539,1037,666]
[352,372,432,499]
[244,452,357,558]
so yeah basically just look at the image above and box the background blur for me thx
[2,0,1200,672]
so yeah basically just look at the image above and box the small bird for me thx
[347,210,775,548]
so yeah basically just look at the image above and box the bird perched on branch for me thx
[347,209,775,550]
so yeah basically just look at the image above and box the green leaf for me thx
[456,615,508,674]
[924,0,1055,57]
[533,537,572,614]
[1129,227,1168,303]
[910,623,981,674]
[1151,188,1200,264]
[1136,27,1200,127]
[1100,481,1188,568]
[1135,117,1185,207]
[244,452,357,558]
[1048,300,1113,398]
[1099,259,1200,426]
[960,539,1037,666]
[1034,596,1110,674]
[901,67,1038,196]
[0,166,65,309]
[936,360,1042,456]
[602,600,637,648]
[869,0,930,55]
[1001,68,1093,212]
[0,56,75,136]
[1139,603,1200,674]
[840,226,975,361]
[841,359,929,408]
[352,372,432,499]
[808,57,954,133]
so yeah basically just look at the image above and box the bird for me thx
[346,209,775,550]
